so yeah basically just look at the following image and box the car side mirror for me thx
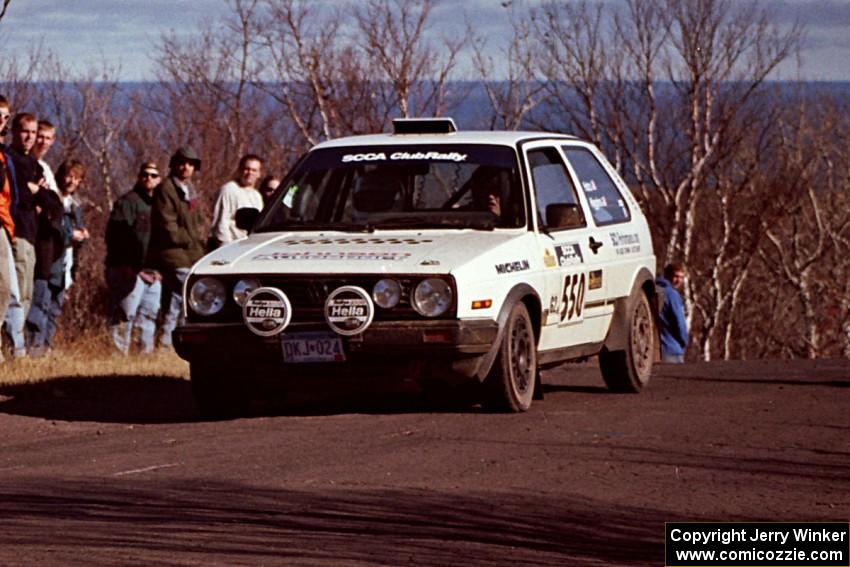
[235,207,261,231]
[545,203,584,229]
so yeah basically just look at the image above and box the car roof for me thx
[313,130,579,150]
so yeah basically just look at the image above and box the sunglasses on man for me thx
[141,172,160,179]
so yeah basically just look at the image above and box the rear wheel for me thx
[482,302,537,412]
[599,291,654,392]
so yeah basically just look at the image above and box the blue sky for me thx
[1,0,849,81]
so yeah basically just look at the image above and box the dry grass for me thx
[1,335,189,386]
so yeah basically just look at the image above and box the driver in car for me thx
[471,183,501,217]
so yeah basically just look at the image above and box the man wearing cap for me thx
[105,160,163,354]
[147,146,205,350]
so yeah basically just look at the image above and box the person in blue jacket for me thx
[656,263,688,363]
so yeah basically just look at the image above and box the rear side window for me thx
[562,147,630,225]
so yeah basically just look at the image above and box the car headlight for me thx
[412,278,452,317]
[233,278,261,306]
[189,277,227,316]
[372,278,401,308]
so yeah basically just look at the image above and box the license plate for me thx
[281,332,346,363]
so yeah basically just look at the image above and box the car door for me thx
[523,142,611,352]
[560,143,644,304]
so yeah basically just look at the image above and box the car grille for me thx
[188,274,448,324]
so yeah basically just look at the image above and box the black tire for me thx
[191,362,238,420]
[482,302,537,412]
[599,291,654,392]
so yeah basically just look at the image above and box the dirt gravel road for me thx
[0,358,848,566]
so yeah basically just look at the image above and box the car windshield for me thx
[255,144,525,232]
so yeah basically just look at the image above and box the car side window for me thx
[562,146,630,225]
[527,147,585,229]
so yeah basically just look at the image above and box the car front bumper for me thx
[173,319,498,370]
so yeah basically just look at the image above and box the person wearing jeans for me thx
[0,231,15,363]
[3,113,43,358]
[159,266,190,349]
[106,266,161,354]
[0,98,15,361]
[105,161,163,354]
[26,160,88,356]
[147,147,205,350]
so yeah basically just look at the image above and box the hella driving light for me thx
[372,278,402,309]
[189,277,227,316]
[412,278,452,317]
[233,278,261,306]
[325,286,375,336]
[243,287,292,337]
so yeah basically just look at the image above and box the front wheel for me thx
[482,302,537,412]
[599,291,654,392]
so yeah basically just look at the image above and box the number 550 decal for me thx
[559,273,586,322]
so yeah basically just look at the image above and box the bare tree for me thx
[218,0,264,157]
[354,0,466,120]
[76,71,131,210]
[258,0,467,148]
[259,0,357,145]
[662,0,800,285]
[0,43,47,112]
[152,0,279,192]
[533,0,801,359]
[539,0,799,255]
[756,95,850,358]
[534,1,611,150]
[35,55,131,211]
[832,228,850,358]
[691,127,768,360]
[469,2,549,130]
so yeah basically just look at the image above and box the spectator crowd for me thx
[0,94,282,360]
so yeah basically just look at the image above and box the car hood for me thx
[193,230,525,276]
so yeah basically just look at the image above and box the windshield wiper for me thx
[371,215,496,231]
[259,221,375,233]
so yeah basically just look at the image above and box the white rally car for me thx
[174,118,658,417]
